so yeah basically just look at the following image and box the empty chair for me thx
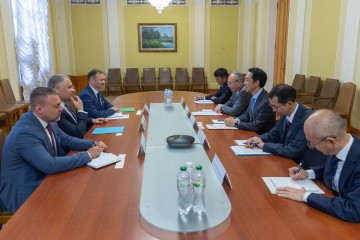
[0,130,12,229]
[332,82,356,129]
[311,78,340,110]
[123,68,140,94]
[105,68,122,96]
[0,112,9,134]
[191,67,207,93]
[297,76,320,105]
[0,79,29,115]
[0,89,21,130]
[291,74,305,93]
[141,68,157,91]
[158,67,173,90]
[174,68,190,91]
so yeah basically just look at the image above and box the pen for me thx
[242,141,260,145]
[217,119,225,122]
[294,161,304,174]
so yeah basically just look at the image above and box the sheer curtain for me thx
[11,0,52,101]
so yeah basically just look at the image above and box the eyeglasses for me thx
[307,136,335,149]
[227,80,240,85]
[268,103,283,110]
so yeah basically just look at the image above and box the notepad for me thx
[87,152,124,169]
[206,124,237,130]
[120,107,135,112]
[262,177,325,194]
[230,145,271,156]
[193,100,214,104]
[192,111,222,116]
[92,126,125,134]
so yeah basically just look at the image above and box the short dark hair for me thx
[30,87,58,110]
[268,84,297,104]
[248,67,267,87]
[214,68,229,78]
[88,69,105,81]
[47,74,69,88]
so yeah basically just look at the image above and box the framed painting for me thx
[138,23,177,52]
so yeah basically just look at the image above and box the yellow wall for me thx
[70,5,105,75]
[0,8,8,78]
[209,6,238,78]
[307,0,340,78]
[123,6,189,78]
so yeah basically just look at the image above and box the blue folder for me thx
[92,126,125,134]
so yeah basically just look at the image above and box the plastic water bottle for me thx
[164,89,173,108]
[177,166,192,215]
[186,162,195,202]
[192,165,206,214]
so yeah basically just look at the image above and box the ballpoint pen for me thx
[242,141,260,145]
[294,161,304,174]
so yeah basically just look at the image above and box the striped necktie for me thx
[324,156,340,191]
[46,124,58,157]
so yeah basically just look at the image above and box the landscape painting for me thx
[138,23,177,52]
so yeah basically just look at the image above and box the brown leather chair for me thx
[174,68,190,91]
[297,76,320,105]
[0,79,29,116]
[0,88,21,130]
[291,74,305,93]
[105,68,122,96]
[158,67,173,90]
[332,82,356,130]
[311,78,340,110]
[0,112,10,134]
[141,68,157,91]
[0,130,12,229]
[123,68,140,94]
[191,67,207,93]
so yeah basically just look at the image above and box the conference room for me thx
[0,0,360,239]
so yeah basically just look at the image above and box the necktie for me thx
[251,98,256,111]
[46,124,58,156]
[97,93,103,110]
[286,119,291,133]
[324,156,340,190]
[64,104,77,123]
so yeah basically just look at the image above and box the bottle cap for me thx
[180,166,187,171]
[195,165,202,170]
[185,161,193,167]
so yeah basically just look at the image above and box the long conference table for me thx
[1,91,359,239]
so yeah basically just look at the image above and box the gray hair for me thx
[230,71,244,83]
[47,74,69,88]
[30,87,58,110]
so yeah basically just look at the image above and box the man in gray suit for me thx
[0,87,107,214]
[214,71,251,117]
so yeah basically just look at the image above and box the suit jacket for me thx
[237,89,276,135]
[57,106,93,139]
[0,111,93,214]
[205,84,232,104]
[79,85,115,118]
[307,137,360,222]
[221,86,251,117]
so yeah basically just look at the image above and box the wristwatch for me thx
[234,121,239,128]
[92,141,96,146]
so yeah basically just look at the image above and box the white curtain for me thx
[12,0,52,101]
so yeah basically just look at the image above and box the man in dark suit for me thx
[276,109,360,222]
[214,71,251,117]
[48,74,108,138]
[0,87,107,214]
[195,68,232,104]
[79,69,119,118]
[244,84,325,167]
[224,67,275,134]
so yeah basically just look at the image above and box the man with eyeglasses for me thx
[214,71,251,117]
[275,109,360,222]
[224,67,275,134]
[244,84,324,167]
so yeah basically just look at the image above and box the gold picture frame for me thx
[138,23,177,52]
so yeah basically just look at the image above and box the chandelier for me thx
[148,0,172,14]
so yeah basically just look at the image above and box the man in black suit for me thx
[195,68,232,104]
[48,74,108,138]
[224,67,275,134]
[276,109,360,222]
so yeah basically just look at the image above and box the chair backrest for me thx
[291,74,305,92]
[0,84,9,105]
[333,82,356,115]
[142,68,156,83]
[315,78,339,109]
[158,68,172,84]
[107,68,122,85]
[192,68,205,83]
[175,68,188,83]
[125,68,139,84]
[305,76,320,94]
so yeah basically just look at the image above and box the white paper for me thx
[136,110,142,115]
[206,124,237,130]
[106,113,129,120]
[202,109,213,112]
[192,111,222,116]
[234,140,247,146]
[230,145,272,156]
[114,154,126,169]
[87,152,122,169]
[262,177,325,194]
[193,100,214,104]
[212,119,226,124]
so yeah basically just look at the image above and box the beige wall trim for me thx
[264,0,276,90]
[301,0,312,75]
[242,0,254,71]
[106,0,120,68]
[102,1,109,71]
[292,0,306,75]
[193,0,206,68]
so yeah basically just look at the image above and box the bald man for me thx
[275,109,360,222]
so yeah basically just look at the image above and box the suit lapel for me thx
[29,112,55,156]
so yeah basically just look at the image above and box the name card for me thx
[184,105,190,117]
[197,128,210,149]
[180,96,185,107]
[142,103,149,115]
[212,154,232,188]
[137,132,146,156]
[189,113,196,126]
[138,115,147,132]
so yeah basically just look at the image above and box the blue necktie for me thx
[251,98,256,111]
[97,93,103,110]
[324,156,340,190]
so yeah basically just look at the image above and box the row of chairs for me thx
[291,74,356,128]
[105,67,207,95]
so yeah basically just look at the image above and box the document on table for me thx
[106,112,129,120]
[193,100,214,104]
[212,119,225,124]
[120,107,135,112]
[230,145,271,156]
[87,152,124,169]
[192,110,222,116]
[234,140,247,146]
[262,177,325,194]
[92,126,125,134]
[206,124,237,130]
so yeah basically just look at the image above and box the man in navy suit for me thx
[195,68,232,104]
[276,109,360,222]
[48,74,108,138]
[224,67,275,134]
[79,69,119,118]
[0,87,107,214]
[244,84,325,168]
